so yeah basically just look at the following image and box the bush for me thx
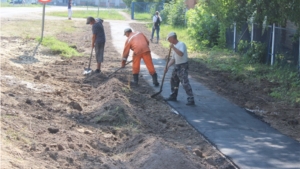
[186,4,220,48]
[238,40,266,63]
[160,0,187,27]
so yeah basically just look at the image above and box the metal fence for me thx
[226,22,300,71]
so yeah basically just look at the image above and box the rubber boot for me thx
[164,88,178,101]
[186,97,195,105]
[133,74,139,86]
[152,73,159,87]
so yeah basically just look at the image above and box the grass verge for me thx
[47,9,125,20]
[37,36,82,57]
[194,48,300,105]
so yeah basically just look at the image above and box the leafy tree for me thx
[161,0,187,27]
[187,3,220,48]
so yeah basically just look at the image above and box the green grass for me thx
[0,3,42,7]
[193,48,300,105]
[133,12,152,21]
[37,36,82,57]
[47,10,125,20]
[147,24,192,49]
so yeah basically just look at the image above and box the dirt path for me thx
[1,9,237,169]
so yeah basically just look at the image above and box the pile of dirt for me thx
[1,20,236,169]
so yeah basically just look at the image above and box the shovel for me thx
[107,60,133,77]
[83,47,94,75]
[151,47,172,98]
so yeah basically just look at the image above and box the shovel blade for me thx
[83,68,92,75]
[151,91,162,98]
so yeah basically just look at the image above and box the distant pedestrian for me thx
[164,32,195,105]
[122,28,159,86]
[68,0,72,20]
[86,17,106,73]
[150,11,162,44]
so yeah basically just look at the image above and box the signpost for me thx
[38,0,51,41]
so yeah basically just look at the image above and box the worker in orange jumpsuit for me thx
[121,28,159,86]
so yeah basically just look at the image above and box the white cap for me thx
[166,32,176,40]
[124,28,132,35]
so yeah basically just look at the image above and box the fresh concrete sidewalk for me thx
[109,21,300,169]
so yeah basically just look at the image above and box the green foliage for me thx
[123,0,133,8]
[217,23,227,48]
[160,0,186,27]
[238,40,266,63]
[186,4,220,49]
[151,24,194,50]
[202,0,300,31]
[37,36,81,58]
[194,48,300,104]
[133,12,152,21]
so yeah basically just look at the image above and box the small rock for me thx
[288,119,299,125]
[57,144,64,151]
[193,149,204,158]
[25,99,32,105]
[68,144,75,149]
[34,75,41,80]
[158,118,167,123]
[68,101,82,111]
[37,99,45,106]
[48,128,59,134]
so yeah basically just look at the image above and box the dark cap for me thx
[86,16,95,24]
[124,28,132,35]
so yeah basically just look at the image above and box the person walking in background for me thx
[150,11,162,44]
[68,0,72,20]
[86,16,106,73]
[122,28,159,87]
[164,32,195,105]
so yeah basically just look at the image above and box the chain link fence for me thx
[226,22,299,72]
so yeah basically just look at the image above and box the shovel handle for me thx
[151,47,172,98]
[107,60,133,77]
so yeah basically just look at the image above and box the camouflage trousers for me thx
[170,62,194,99]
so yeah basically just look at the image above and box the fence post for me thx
[131,2,134,20]
[251,22,254,44]
[250,17,254,44]
[233,22,236,52]
[271,23,275,65]
[298,37,300,73]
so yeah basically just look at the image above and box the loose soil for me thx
[1,11,236,169]
[1,9,299,169]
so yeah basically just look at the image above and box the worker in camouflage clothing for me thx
[164,32,195,105]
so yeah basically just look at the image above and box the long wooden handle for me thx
[108,60,133,77]
[159,47,172,91]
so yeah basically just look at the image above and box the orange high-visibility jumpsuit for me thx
[122,32,156,75]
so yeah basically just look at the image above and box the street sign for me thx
[38,0,51,3]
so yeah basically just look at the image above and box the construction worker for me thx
[164,32,195,105]
[86,16,106,73]
[121,28,159,86]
